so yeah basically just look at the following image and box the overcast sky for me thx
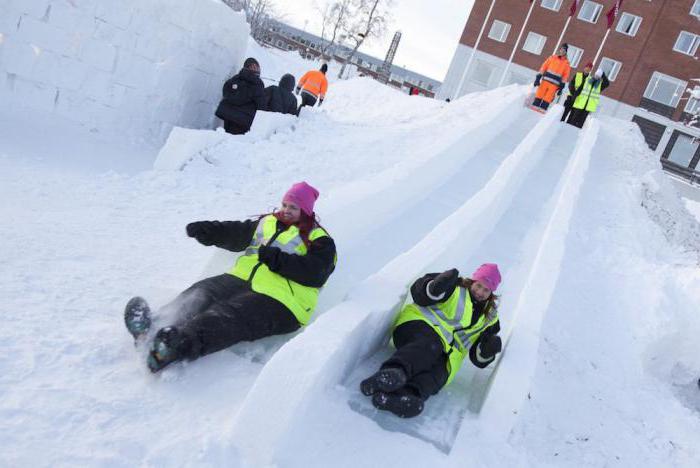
[274,0,475,82]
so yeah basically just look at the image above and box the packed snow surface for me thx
[1,38,700,468]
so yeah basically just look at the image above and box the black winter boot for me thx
[124,296,152,340]
[372,388,424,418]
[360,366,407,396]
[147,326,190,373]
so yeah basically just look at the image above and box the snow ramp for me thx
[213,110,600,466]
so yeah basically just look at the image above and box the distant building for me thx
[441,0,700,184]
[260,21,441,98]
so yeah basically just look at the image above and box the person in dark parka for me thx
[215,57,266,135]
[264,74,298,116]
[123,182,337,373]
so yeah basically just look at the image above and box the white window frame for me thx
[685,96,700,115]
[615,12,642,36]
[522,31,547,55]
[578,1,603,23]
[567,45,584,68]
[488,20,511,43]
[673,31,700,56]
[691,1,700,18]
[540,0,563,11]
[599,57,622,81]
[644,72,688,108]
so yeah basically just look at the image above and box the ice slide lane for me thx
[221,109,583,465]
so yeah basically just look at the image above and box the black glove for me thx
[295,87,300,95]
[428,268,459,298]
[556,88,563,96]
[557,82,565,96]
[318,98,324,106]
[533,74,541,87]
[257,244,281,270]
[186,221,220,246]
[479,334,502,359]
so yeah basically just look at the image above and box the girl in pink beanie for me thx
[123,181,336,373]
[361,263,503,418]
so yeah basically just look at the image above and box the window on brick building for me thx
[522,32,547,55]
[616,13,642,36]
[685,94,700,114]
[692,1,700,18]
[673,31,700,56]
[540,0,563,11]
[666,133,699,168]
[471,60,497,86]
[567,45,584,67]
[644,72,687,108]
[488,20,511,42]
[578,1,603,23]
[599,57,621,81]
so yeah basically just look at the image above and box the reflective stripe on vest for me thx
[573,77,602,112]
[418,287,468,346]
[229,215,330,325]
[542,71,563,86]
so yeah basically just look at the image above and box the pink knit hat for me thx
[471,263,501,291]
[283,181,319,216]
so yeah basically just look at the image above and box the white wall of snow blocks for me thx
[0,0,250,145]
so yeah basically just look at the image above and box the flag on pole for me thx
[568,0,579,17]
[606,0,623,29]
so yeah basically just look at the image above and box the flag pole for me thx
[591,28,610,66]
[498,0,536,87]
[552,16,572,54]
[453,0,498,100]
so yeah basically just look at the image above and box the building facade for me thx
[439,0,700,183]
[260,21,441,98]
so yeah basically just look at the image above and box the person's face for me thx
[584,65,592,74]
[248,63,261,75]
[470,280,492,302]
[279,200,301,224]
[558,46,567,57]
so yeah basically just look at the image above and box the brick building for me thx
[439,0,700,183]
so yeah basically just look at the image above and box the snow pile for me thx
[0,0,248,145]
[2,26,700,468]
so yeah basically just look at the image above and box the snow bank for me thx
[0,0,248,145]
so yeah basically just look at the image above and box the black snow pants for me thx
[163,274,300,360]
[224,120,249,135]
[297,91,318,113]
[382,320,450,400]
[566,108,590,128]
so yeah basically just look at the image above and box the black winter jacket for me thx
[190,218,336,288]
[264,74,298,116]
[409,270,501,368]
[215,68,266,129]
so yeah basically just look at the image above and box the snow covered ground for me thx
[2,34,700,468]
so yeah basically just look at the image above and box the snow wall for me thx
[0,0,249,145]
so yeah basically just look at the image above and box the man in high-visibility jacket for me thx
[296,64,329,112]
[532,43,571,112]
[566,68,610,128]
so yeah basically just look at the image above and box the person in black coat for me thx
[123,182,337,373]
[215,57,266,135]
[264,74,298,116]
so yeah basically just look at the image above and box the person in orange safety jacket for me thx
[296,64,329,112]
[531,43,571,112]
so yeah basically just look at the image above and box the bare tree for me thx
[315,0,353,60]
[222,0,283,43]
[338,0,392,79]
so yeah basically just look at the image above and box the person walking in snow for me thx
[264,73,299,116]
[296,64,329,112]
[565,67,610,129]
[532,44,571,113]
[561,61,593,122]
[360,264,503,418]
[124,182,337,373]
[215,57,266,135]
